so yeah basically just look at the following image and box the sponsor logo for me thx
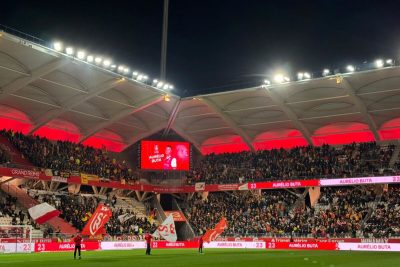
[357,244,391,249]
[51,176,68,183]
[11,169,40,178]
[195,182,205,191]
[217,184,239,191]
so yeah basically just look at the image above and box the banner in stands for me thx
[140,140,190,171]
[81,204,112,236]
[10,168,40,179]
[44,169,53,176]
[164,211,187,222]
[195,182,205,191]
[81,173,99,184]
[51,176,68,183]
[320,176,400,186]
[34,242,100,252]
[248,179,319,190]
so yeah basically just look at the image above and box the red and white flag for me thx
[28,203,60,224]
[203,217,228,243]
[81,204,112,236]
[152,214,177,242]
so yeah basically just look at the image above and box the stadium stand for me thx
[28,191,156,238]
[0,147,9,165]
[1,129,400,240]
[0,129,137,182]
[363,185,400,238]
[2,129,398,185]
[184,185,400,239]
[190,142,396,184]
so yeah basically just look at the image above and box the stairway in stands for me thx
[115,197,148,219]
[0,183,78,234]
[0,134,33,167]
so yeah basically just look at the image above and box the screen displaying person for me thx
[163,145,177,170]
[176,144,189,162]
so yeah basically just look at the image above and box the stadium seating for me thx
[29,191,156,238]
[184,185,400,238]
[2,129,398,185]
[0,129,137,182]
[190,143,396,184]
[0,146,10,165]
[363,185,400,238]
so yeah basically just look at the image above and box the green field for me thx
[1,249,400,267]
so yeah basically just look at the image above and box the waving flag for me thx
[28,203,60,224]
[152,214,177,242]
[203,217,228,243]
[118,213,134,224]
[81,204,112,236]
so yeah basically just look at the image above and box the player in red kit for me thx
[198,236,204,254]
[145,233,152,255]
[73,234,82,259]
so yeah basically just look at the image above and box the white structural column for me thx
[163,99,181,136]
[265,87,313,145]
[29,78,125,134]
[79,94,164,143]
[200,97,255,152]
[0,59,69,100]
[341,78,380,140]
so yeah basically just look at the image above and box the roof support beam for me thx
[123,123,168,152]
[171,125,202,153]
[0,177,17,185]
[341,78,380,140]
[29,79,125,134]
[80,95,164,143]
[0,59,69,100]
[163,100,181,136]
[200,97,255,152]
[265,87,313,145]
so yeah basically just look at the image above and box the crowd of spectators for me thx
[184,186,387,238]
[0,192,36,231]
[364,185,400,238]
[185,190,298,237]
[188,143,396,184]
[106,207,155,237]
[0,146,10,164]
[33,192,156,238]
[1,129,397,185]
[1,129,137,182]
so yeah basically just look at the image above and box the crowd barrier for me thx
[3,241,400,253]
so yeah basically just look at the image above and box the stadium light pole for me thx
[160,0,169,80]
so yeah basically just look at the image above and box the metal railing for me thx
[0,24,49,48]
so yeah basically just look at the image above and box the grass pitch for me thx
[1,249,400,267]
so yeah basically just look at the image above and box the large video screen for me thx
[140,141,190,171]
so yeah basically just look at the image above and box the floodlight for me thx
[346,65,355,72]
[77,51,85,60]
[87,55,94,63]
[65,47,74,55]
[53,42,63,51]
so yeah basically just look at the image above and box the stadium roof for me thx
[1,31,400,154]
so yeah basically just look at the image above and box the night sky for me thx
[2,0,400,96]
